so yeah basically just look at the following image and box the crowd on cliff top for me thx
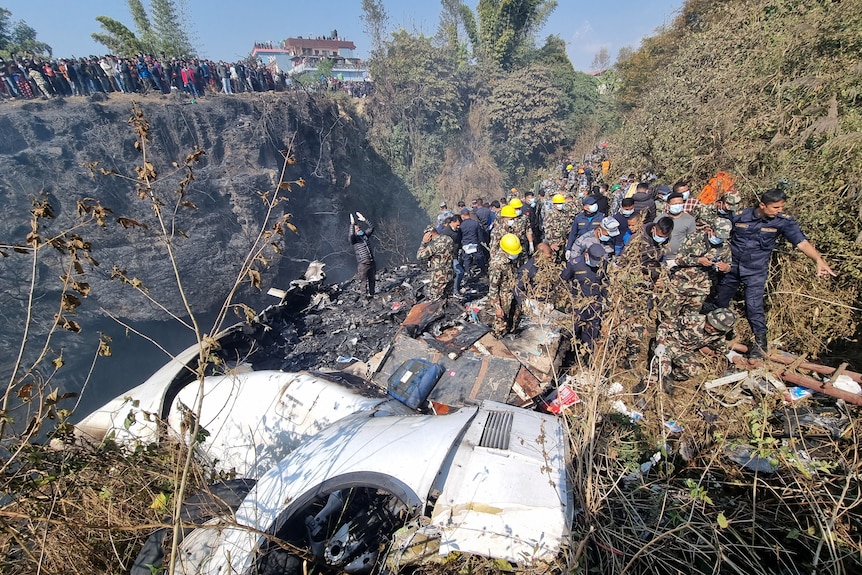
[0,53,371,101]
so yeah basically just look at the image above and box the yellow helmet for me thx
[500,233,522,256]
[508,198,523,209]
[552,193,566,204]
[500,205,518,218]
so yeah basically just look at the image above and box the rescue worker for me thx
[489,204,518,259]
[459,207,486,277]
[417,225,455,301]
[567,216,621,262]
[663,192,697,269]
[566,196,605,255]
[440,215,464,295]
[349,212,376,300]
[488,234,524,337]
[435,201,454,231]
[695,189,742,230]
[514,242,559,314]
[713,188,835,358]
[660,218,732,320]
[543,193,574,261]
[523,191,542,252]
[561,243,608,352]
[653,308,737,395]
[508,197,534,253]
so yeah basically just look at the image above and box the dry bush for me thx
[0,438,210,575]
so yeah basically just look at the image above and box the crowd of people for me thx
[0,53,372,101]
[350,158,836,393]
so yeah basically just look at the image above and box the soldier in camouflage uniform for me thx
[658,218,732,320]
[489,205,519,259]
[654,308,736,393]
[488,234,525,337]
[694,190,742,230]
[417,225,454,300]
[542,193,575,261]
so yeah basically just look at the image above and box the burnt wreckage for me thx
[77,262,574,574]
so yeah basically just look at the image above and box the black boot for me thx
[748,332,768,359]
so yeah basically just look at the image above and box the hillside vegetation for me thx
[613,0,862,353]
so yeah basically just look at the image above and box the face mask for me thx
[584,257,592,267]
[717,207,731,216]
[682,191,691,200]
[587,204,598,214]
[356,230,364,236]
[507,253,519,261]
[652,232,668,244]
[709,235,724,246]
[599,234,611,242]
[555,204,564,211]
[668,204,684,215]
[621,209,635,217]
[515,209,522,217]
[507,219,515,227]
[529,199,536,207]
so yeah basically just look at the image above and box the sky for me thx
[2,0,684,72]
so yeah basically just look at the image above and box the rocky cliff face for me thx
[0,92,424,395]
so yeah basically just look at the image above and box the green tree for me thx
[368,30,464,207]
[486,64,570,175]
[361,0,389,53]
[474,0,557,70]
[0,8,12,53]
[92,16,145,57]
[150,0,195,57]
[0,10,51,57]
[127,0,157,53]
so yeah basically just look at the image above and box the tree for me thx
[361,0,389,53]
[127,0,157,53]
[0,10,51,57]
[0,8,12,53]
[150,0,195,57]
[486,64,570,173]
[92,16,146,57]
[591,46,611,71]
[474,0,557,70]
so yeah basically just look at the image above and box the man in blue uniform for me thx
[714,188,835,358]
[561,243,608,352]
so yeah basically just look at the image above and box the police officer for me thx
[713,188,836,358]
[561,243,608,352]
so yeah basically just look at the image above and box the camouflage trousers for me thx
[493,291,520,337]
[657,349,707,381]
[656,284,709,323]
[427,266,454,301]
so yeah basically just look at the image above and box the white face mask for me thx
[507,253,519,261]
[555,204,564,211]
[515,209,522,217]
[529,199,536,207]
[652,232,668,244]
[599,234,611,242]
[682,191,691,201]
[621,209,635,217]
[507,219,515,227]
[668,204,684,215]
[586,204,598,214]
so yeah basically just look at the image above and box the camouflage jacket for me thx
[488,251,521,306]
[672,232,732,294]
[417,234,454,271]
[657,312,729,356]
[542,205,575,247]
